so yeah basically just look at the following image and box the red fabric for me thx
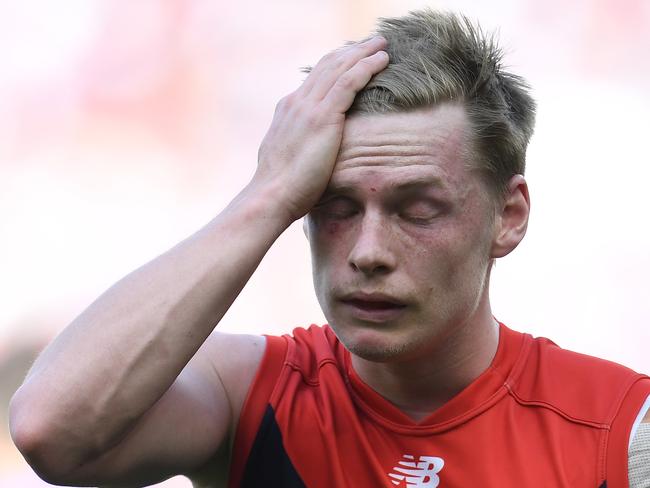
[229,334,287,488]
[230,324,650,487]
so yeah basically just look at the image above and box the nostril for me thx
[350,260,390,275]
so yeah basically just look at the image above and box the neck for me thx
[350,302,499,422]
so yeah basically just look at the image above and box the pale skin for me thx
[306,104,527,420]
[9,34,647,488]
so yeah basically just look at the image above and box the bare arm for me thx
[9,186,289,485]
[9,36,389,486]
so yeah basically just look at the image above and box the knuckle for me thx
[275,94,294,112]
[300,106,321,126]
[335,74,356,91]
[357,56,374,67]
[319,50,344,69]
[321,51,337,63]
[313,110,331,127]
[294,103,325,128]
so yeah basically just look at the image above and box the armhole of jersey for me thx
[629,393,650,448]
[228,334,288,488]
[606,377,650,487]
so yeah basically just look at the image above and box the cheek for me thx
[405,223,486,282]
[324,221,341,237]
[401,223,455,256]
[308,213,345,239]
[309,220,355,268]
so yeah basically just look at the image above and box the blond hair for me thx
[347,10,536,199]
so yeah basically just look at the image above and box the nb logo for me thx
[388,454,445,488]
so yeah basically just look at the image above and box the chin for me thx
[346,341,410,363]
[329,321,416,363]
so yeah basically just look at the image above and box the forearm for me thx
[10,179,290,459]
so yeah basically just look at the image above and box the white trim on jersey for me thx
[629,393,650,450]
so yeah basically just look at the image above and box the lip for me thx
[338,292,407,322]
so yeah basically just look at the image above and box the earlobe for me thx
[491,175,530,259]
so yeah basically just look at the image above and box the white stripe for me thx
[629,393,650,450]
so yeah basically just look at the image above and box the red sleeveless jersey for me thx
[229,323,650,487]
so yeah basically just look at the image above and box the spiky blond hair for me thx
[344,10,536,198]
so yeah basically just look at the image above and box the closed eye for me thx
[312,197,359,220]
[399,199,442,222]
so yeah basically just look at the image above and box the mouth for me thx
[338,293,407,322]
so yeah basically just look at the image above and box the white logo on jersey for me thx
[388,454,445,487]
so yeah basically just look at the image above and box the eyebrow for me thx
[323,175,445,196]
[388,176,444,192]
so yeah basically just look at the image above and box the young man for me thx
[9,9,650,488]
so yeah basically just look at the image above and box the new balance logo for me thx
[388,454,445,488]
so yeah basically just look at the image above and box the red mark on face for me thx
[326,222,340,235]
[370,187,377,192]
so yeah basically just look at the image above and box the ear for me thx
[490,175,530,258]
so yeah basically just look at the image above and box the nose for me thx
[348,213,397,276]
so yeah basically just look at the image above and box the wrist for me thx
[227,178,297,233]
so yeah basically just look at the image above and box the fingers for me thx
[255,37,389,220]
[301,36,387,101]
[320,49,389,114]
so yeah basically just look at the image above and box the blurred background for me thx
[1,0,649,486]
